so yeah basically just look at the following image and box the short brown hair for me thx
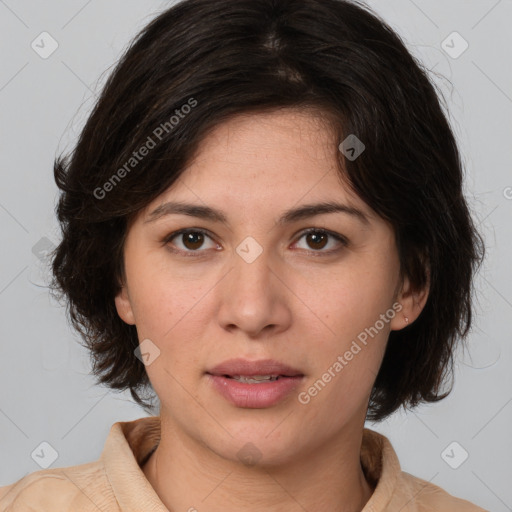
[49,0,485,421]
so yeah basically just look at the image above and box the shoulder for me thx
[0,460,117,512]
[361,428,488,512]
[397,471,489,511]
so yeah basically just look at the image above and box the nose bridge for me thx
[232,234,273,293]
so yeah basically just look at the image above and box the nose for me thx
[216,242,292,338]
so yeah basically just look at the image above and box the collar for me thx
[101,416,400,511]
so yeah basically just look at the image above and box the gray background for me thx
[0,1,510,510]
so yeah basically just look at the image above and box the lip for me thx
[206,358,305,408]
[207,374,304,408]
[206,358,304,378]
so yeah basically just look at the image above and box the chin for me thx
[205,416,306,467]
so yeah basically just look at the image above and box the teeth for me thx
[230,375,279,383]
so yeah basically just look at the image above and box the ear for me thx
[115,285,136,325]
[390,273,429,331]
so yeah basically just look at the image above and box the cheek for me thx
[293,255,398,390]
[130,268,211,395]
[125,245,210,331]
[133,280,204,340]
[305,264,397,333]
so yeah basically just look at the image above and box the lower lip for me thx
[207,374,304,408]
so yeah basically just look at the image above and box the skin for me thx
[115,109,428,512]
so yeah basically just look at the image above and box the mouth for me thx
[205,358,305,408]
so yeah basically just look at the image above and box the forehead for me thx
[164,110,353,198]
[191,108,338,167]
[137,108,378,227]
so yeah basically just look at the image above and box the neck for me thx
[142,419,374,512]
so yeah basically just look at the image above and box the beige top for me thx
[0,416,488,511]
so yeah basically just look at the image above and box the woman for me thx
[0,0,487,510]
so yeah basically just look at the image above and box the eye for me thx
[163,229,220,255]
[162,227,348,257]
[293,228,348,254]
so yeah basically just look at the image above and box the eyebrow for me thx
[144,200,370,226]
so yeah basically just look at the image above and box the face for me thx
[115,109,425,465]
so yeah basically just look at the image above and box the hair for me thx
[49,0,484,421]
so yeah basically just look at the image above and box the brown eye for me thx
[294,229,348,254]
[305,232,328,250]
[182,231,205,250]
[164,229,218,255]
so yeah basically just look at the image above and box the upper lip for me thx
[207,358,304,377]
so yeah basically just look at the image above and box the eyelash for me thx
[161,228,349,257]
